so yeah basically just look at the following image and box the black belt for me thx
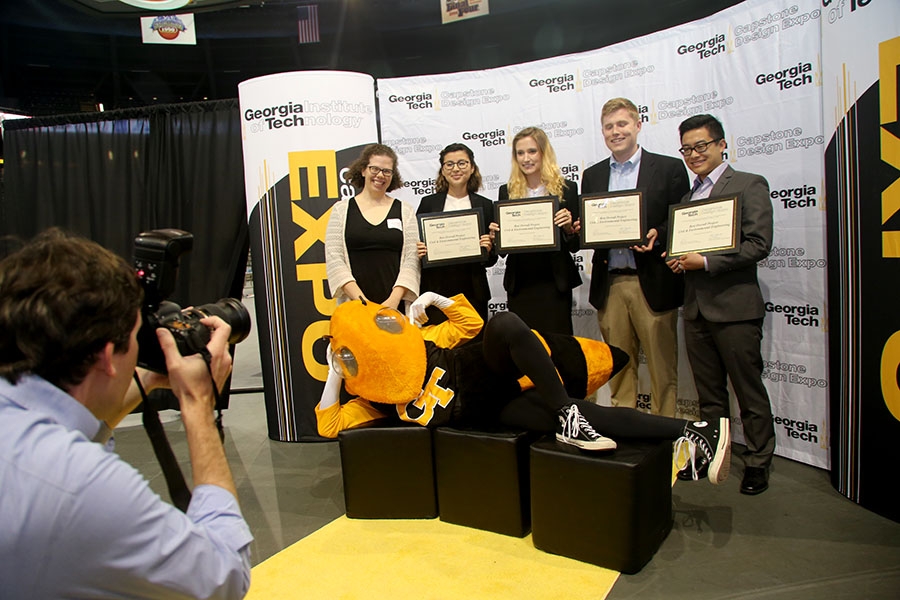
[609,268,637,275]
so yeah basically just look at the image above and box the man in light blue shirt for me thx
[0,229,253,598]
[584,97,689,417]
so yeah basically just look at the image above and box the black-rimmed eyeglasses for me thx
[442,159,471,171]
[678,139,723,156]
[367,165,394,177]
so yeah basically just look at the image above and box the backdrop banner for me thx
[822,1,900,521]
[238,71,377,441]
[379,0,830,468]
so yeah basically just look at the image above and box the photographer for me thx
[0,229,252,599]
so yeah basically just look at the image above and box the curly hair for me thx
[0,228,143,389]
[346,143,404,193]
[434,143,483,194]
[506,127,566,199]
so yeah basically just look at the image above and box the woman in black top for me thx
[496,127,581,335]
[325,144,420,313]
[416,143,497,324]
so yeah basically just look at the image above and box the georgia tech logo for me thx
[402,178,436,195]
[766,301,821,327]
[388,92,434,110]
[529,73,576,93]
[770,184,818,209]
[244,102,305,130]
[774,416,822,441]
[462,128,506,147]
[677,33,727,59]
[756,62,816,91]
[399,367,455,426]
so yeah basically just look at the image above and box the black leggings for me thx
[482,311,688,439]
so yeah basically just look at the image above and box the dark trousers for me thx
[683,313,775,468]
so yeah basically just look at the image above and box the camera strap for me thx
[134,373,192,513]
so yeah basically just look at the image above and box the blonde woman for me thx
[497,127,581,334]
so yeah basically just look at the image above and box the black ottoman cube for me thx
[339,425,437,519]
[530,437,673,573]
[434,427,537,537]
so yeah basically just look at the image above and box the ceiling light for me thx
[117,1,193,10]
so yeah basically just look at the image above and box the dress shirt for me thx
[0,374,253,600]
[689,160,729,200]
[608,147,642,271]
[689,160,731,271]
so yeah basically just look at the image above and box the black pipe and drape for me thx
[1,99,249,408]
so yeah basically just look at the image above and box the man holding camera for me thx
[0,229,252,598]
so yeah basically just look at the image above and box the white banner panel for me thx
[239,71,378,441]
[379,0,829,467]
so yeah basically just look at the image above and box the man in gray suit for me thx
[666,114,775,495]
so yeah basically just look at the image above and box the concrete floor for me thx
[111,296,900,599]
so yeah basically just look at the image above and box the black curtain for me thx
[1,100,249,407]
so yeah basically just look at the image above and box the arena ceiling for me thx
[0,0,742,116]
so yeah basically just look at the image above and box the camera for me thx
[134,229,251,373]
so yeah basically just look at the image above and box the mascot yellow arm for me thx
[420,293,483,348]
[315,399,389,438]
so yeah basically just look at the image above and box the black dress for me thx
[345,197,404,307]
[497,179,581,335]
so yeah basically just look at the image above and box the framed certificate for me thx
[579,190,645,249]
[666,194,742,257]
[417,208,486,268]
[495,195,560,254]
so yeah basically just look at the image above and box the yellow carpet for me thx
[246,516,619,599]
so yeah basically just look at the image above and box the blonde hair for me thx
[507,127,566,199]
[601,97,640,122]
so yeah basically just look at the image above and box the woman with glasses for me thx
[497,127,581,335]
[326,143,420,312]
[416,143,497,325]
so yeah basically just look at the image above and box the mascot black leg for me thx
[482,312,571,411]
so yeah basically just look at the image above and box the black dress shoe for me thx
[676,459,709,481]
[740,466,769,495]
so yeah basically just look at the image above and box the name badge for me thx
[387,218,403,231]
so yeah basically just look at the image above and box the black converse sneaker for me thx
[556,404,617,451]
[675,418,731,484]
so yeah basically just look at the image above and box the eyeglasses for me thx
[678,139,723,156]
[366,165,394,177]
[442,159,471,171]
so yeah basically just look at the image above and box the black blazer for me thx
[417,191,498,316]
[582,149,689,313]
[498,178,581,295]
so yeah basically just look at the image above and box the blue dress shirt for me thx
[607,147,642,271]
[0,374,253,599]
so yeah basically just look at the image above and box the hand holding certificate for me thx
[666,194,741,257]
[495,196,560,254]
[417,208,486,268]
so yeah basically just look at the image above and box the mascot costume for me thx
[317,292,731,483]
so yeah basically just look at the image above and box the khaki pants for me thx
[598,274,678,417]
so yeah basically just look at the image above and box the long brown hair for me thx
[434,143,482,194]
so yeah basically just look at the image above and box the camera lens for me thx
[193,298,252,344]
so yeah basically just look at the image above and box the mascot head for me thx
[326,299,426,404]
